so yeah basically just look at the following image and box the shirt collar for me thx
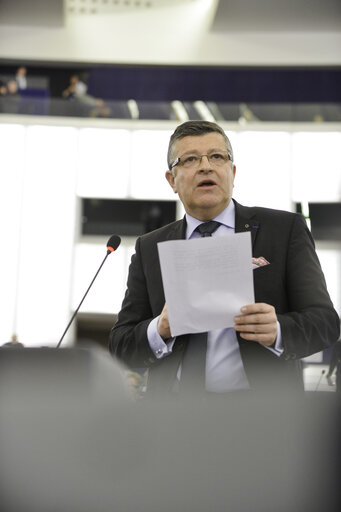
[185,200,235,239]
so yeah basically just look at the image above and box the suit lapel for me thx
[163,217,187,241]
[147,218,186,313]
[234,199,260,250]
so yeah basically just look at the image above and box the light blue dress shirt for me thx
[147,201,283,392]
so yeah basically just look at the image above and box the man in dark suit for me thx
[109,121,340,396]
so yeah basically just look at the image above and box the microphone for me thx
[56,235,121,348]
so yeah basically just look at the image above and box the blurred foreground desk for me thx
[0,346,340,512]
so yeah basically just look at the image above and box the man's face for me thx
[165,133,236,221]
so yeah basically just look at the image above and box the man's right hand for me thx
[157,304,171,340]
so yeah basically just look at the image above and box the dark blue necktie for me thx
[180,221,221,392]
[195,220,221,238]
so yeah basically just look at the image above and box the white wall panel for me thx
[291,132,341,203]
[15,125,78,346]
[233,131,292,212]
[72,242,135,315]
[0,124,26,344]
[77,128,131,198]
[130,130,174,200]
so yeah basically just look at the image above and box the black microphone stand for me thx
[56,235,120,348]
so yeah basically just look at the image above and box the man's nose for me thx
[198,155,211,172]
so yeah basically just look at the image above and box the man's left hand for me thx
[234,303,277,347]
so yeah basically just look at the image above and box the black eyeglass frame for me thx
[170,151,233,170]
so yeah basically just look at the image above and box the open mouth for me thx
[198,180,216,188]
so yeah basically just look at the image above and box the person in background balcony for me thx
[15,66,27,91]
[62,74,110,118]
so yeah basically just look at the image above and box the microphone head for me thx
[107,235,121,253]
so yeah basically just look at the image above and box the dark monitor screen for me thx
[296,202,341,241]
[82,198,177,237]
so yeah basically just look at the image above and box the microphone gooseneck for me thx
[56,235,121,348]
[314,369,326,392]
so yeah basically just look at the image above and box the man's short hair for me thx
[167,120,234,169]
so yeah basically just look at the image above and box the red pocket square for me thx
[252,256,270,268]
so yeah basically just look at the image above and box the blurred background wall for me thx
[0,0,340,366]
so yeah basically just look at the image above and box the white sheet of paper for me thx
[157,232,254,337]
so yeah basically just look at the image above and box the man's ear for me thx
[165,170,177,193]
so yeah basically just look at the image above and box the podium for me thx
[0,346,339,512]
[0,345,129,407]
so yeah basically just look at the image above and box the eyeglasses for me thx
[170,150,233,170]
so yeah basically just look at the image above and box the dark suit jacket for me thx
[109,200,340,395]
